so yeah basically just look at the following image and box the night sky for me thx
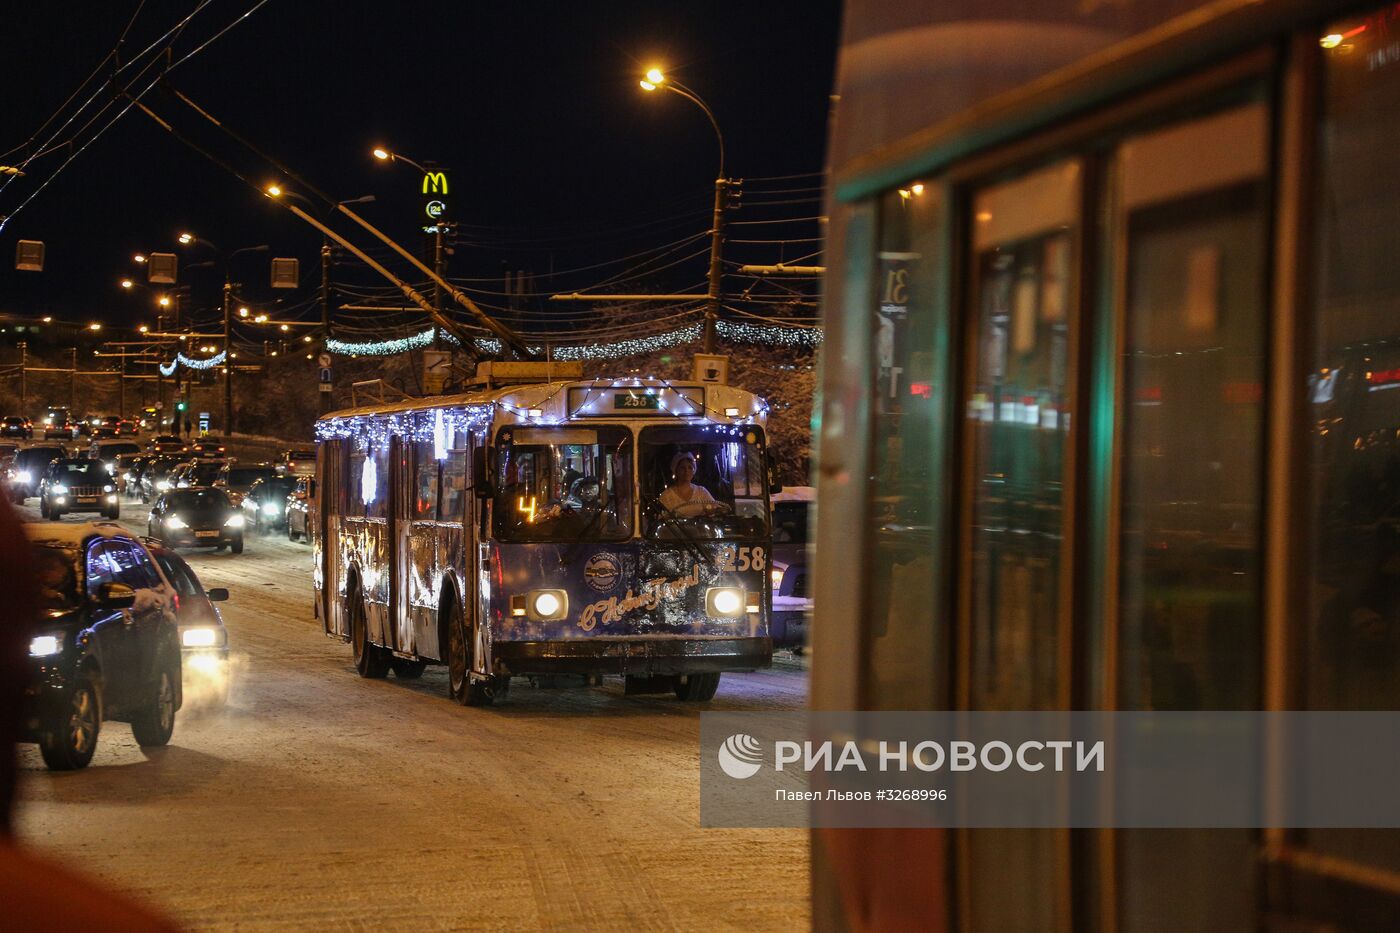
[0,1,841,333]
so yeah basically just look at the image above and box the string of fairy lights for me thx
[324,318,822,360]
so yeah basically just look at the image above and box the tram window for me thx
[861,182,950,710]
[640,425,769,540]
[966,159,1080,713]
[1112,104,1268,933]
[1307,11,1400,874]
[493,426,632,542]
[413,440,438,520]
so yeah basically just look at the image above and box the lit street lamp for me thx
[639,67,730,352]
[373,145,450,355]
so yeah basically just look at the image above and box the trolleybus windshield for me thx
[640,425,769,541]
[493,425,632,542]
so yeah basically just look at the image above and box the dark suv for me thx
[38,458,119,520]
[23,523,182,770]
[1,415,32,438]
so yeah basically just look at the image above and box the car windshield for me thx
[773,501,810,544]
[226,468,275,488]
[639,425,770,541]
[191,462,225,484]
[34,544,80,612]
[19,448,63,467]
[493,425,633,542]
[171,489,231,511]
[53,461,103,482]
[256,477,297,498]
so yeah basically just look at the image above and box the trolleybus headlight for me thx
[706,586,745,618]
[29,634,61,657]
[527,589,568,621]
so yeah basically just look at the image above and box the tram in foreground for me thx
[813,1,1400,930]
[312,364,775,704]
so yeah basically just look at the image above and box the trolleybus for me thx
[312,365,776,704]
[813,1,1400,930]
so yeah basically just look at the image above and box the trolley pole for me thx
[704,176,727,353]
[222,278,233,435]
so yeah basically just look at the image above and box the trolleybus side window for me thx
[413,439,438,520]
[863,183,950,710]
[493,425,632,541]
[363,444,389,520]
[439,433,469,523]
[640,424,769,540]
[347,446,366,519]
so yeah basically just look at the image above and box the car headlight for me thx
[16,470,31,483]
[182,627,220,648]
[262,502,279,515]
[157,479,171,490]
[103,484,115,493]
[706,586,745,618]
[225,514,245,528]
[51,484,68,495]
[528,589,568,621]
[29,634,61,657]
[105,461,116,472]
[166,515,187,529]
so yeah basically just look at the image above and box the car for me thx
[138,456,186,503]
[769,486,813,652]
[116,418,138,436]
[215,462,277,508]
[144,541,230,709]
[241,475,298,532]
[173,458,227,490]
[90,439,141,472]
[8,444,67,501]
[1,415,32,438]
[188,437,228,459]
[43,418,76,440]
[38,458,120,520]
[148,435,188,455]
[147,487,246,553]
[277,448,316,476]
[23,521,182,770]
[285,474,314,541]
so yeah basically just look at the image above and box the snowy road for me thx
[12,499,811,931]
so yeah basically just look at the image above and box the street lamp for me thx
[638,67,729,352]
[373,145,449,353]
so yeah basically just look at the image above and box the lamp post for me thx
[120,277,176,423]
[640,68,729,353]
[178,234,269,435]
[373,147,448,352]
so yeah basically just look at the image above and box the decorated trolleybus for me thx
[311,365,777,704]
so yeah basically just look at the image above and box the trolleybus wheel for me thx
[444,599,496,706]
[390,658,427,679]
[350,591,389,679]
[673,672,721,702]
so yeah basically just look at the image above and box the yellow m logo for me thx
[422,171,448,195]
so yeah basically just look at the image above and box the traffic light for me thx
[176,401,187,412]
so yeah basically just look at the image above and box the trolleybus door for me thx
[320,439,347,638]
[389,435,410,654]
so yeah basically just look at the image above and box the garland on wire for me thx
[325,318,822,360]
[159,350,227,376]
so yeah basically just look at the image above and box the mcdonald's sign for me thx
[421,170,449,221]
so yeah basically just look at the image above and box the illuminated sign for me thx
[421,170,449,223]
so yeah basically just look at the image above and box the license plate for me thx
[77,498,96,504]
[195,530,219,538]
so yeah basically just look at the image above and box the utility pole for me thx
[68,347,76,410]
[320,240,333,414]
[223,278,233,435]
[704,177,728,353]
[433,227,444,349]
[118,353,126,418]
[154,312,165,421]
[18,341,26,410]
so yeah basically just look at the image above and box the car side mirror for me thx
[206,587,229,602]
[96,581,137,610]
[766,451,784,494]
[472,445,494,499]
